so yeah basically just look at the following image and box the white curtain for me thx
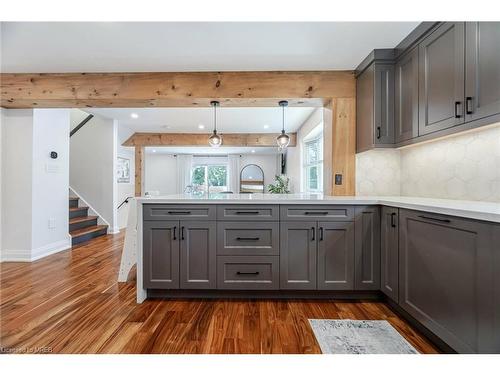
[176,154,193,194]
[227,154,240,193]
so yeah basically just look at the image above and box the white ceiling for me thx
[87,107,317,133]
[0,22,418,72]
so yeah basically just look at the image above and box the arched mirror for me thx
[240,164,264,193]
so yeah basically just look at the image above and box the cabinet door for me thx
[143,220,179,289]
[399,210,495,353]
[419,22,465,135]
[380,206,399,301]
[280,221,317,290]
[356,64,374,153]
[395,46,419,142]
[374,64,395,145]
[179,221,216,289]
[465,22,500,122]
[317,221,355,290]
[354,206,380,290]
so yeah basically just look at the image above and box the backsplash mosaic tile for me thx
[355,123,500,202]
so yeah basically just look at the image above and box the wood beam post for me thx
[135,146,144,197]
[330,98,356,195]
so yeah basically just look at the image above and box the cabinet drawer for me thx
[217,222,279,256]
[143,204,215,221]
[217,256,279,290]
[280,205,354,221]
[217,205,279,221]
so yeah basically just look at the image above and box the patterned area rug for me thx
[309,319,418,354]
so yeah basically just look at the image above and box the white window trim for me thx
[303,135,323,193]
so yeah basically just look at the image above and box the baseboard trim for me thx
[108,226,121,234]
[1,238,71,262]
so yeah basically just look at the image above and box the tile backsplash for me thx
[356,124,500,202]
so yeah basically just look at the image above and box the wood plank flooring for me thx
[0,232,439,354]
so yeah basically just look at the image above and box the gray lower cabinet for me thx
[179,221,216,289]
[465,22,500,122]
[317,221,355,290]
[217,256,279,290]
[418,22,465,135]
[354,206,380,290]
[216,221,279,256]
[280,221,317,290]
[395,46,419,142]
[399,209,497,353]
[380,206,399,302]
[143,220,180,289]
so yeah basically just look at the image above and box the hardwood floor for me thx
[0,232,439,354]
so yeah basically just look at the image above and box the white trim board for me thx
[1,238,71,262]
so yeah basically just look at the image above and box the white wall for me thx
[144,153,178,195]
[70,109,118,232]
[116,125,135,229]
[355,123,500,202]
[287,108,323,193]
[1,109,71,261]
[0,109,3,254]
[1,109,34,259]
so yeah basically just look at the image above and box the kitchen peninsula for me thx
[135,193,500,353]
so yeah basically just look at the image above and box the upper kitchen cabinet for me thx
[465,22,500,122]
[395,46,419,142]
[418,22,465,135]
[356,52,395,152]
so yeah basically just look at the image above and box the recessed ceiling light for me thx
[263,124,269,129]
[251,149,256,153]
[152,149,156,153]
[198,124,205,129]
[131,113,139,119]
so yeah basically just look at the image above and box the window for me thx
[304,136,323,192]
[191,164,228,194]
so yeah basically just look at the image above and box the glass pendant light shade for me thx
[277,130,290,149]
[208,130,222,147]
[276,100,290,149]
[209,100,222,147]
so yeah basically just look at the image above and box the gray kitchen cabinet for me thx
[356,63,395,152]
[280,221,317,290]
[216,205,279,221]
[280,205,354,222]
[143,220,180,289]
[399,209,497,353]
[354,206,380,290]
[419,22,465,135]
[217,221,279,256]
[380,206,399,302]
[465,22,500,122]
[179,221,216,289]
[217,256,279,290]
[395,46,419,142]
[317,221,355,290]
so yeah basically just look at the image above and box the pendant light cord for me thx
[213,103,217,133]
[282,104,285,133]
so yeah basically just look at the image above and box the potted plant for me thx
[268,175,290,194]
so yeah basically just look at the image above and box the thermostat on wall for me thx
[50,151,58,159]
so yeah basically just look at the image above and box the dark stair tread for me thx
[70,225,108,238]
[69,215,98,225]
[69,206,88,212]
[69,197,79,201]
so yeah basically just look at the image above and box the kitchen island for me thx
[134,193,500,353]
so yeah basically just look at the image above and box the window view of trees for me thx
[191,165,228,193]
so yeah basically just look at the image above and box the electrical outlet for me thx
[48,218,56,229]
[335,174,343,185]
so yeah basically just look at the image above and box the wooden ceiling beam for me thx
[0,71,355,108]
[123,132,297,147]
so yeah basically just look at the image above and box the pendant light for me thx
[276,100,290,149]
[208,100,222,147]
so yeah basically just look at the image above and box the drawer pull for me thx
[236,271,260,275]
[235,211,260,215]
[311,227,316,241]
[173,226,177,240]
[319,227,324,241]
[181,226,185,240]
[168,211,191,215]
[304,211,329,215]
[236,237,260,241]
[466,96,474,115]
[418,215,451,224]
[391,212,397,228]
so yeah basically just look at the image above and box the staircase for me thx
[69,197,108,245]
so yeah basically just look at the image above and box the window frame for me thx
[303,135,324,193]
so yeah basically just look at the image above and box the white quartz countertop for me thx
[135,194,500,223]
